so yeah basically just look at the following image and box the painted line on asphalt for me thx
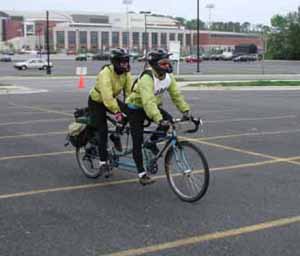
[0,151,74,161]
[182,137,300,166]
[205,115,296,124]
[100,215,300,256]
[0,118,70,126]
[1,155,300,200]
[201,128,300,141]
[0,131,66,140]
[6,102,73,117]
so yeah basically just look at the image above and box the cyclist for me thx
[88,48,132,172]
[126,48,191,185]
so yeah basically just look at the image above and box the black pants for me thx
[88,97,128,161]
[127,106,172,173]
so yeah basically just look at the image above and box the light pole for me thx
[197,0,200,73]
[206,4,214,53]
[46,10,51,75]
[123,0,132,51]
[140,11,151,54]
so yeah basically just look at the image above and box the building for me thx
[0,10,263,54]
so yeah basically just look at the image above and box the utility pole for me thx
[197,0,200,73]
[46,10,51,75]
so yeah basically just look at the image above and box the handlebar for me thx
[172,116,203,133]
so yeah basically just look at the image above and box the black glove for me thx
[158,119,170,131]
[182,111,191,121]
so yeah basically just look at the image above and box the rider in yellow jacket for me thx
[126,48,191,185]
[89,48,132,172]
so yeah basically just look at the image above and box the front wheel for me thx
[165,140,209,202]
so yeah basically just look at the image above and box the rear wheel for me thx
[165,140,209,202]
[76,144,102,178]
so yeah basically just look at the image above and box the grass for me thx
[186,80,300,87]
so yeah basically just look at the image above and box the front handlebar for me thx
[172,116,203,133]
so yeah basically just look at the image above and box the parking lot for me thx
[0,79,300,255]
[2,57,300,76]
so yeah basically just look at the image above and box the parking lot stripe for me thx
[205,115,296,124]
[0,131,66,140]
[0,151,74,161]
[202,128,300,141]
[101,215,300,256]
[183,137,300,166]
[0,118,70,126]
[1,156,300,200]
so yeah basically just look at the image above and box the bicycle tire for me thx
[76,146,102,178]
[165,140,209,202]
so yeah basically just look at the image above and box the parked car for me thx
[1,50,14,55]
[233,54,258,62]
[129,51,141,61]
[92,52,110,61]
[14,59,53,70]
[185,55,202,63]
[75,54,88,61]
[67,49,76,55]
[221,51,233,61]
[0,55,12,62]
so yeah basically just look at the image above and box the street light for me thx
[206,3,214,53]
[196,0,200,73]
[123,0,132,51]
[46,10,51,75]
[140,11,151,53]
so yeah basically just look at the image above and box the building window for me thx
[132,32,139,48]
[178,33,183,46]
[79,31,87,49]
[68,31,76,49]
[101,31,109,50]
[142,32,149,49]
[90,31,98,50]
[112,32,119,47]
[151,33,158,47]
[185,34,191,47]
[25,24,34,36]
[161,33,167,48]
[56,31,65,49]
[169,33,175,41]
[122,32,129,48]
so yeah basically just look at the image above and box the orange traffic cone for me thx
[78,74,85,89]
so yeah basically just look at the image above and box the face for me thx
[119,59,130,72]
[158,58,172,70]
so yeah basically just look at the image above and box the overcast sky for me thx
[2,0,300,25]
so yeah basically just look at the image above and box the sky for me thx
[1,0,300,25]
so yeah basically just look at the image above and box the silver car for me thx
[14,58,53,70]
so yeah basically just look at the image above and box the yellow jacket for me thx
[89,65,132,113]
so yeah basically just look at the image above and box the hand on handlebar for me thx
[158,119,171,131]
[114,112,126,123]
[181,111,192,121]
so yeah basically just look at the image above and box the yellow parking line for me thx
[182,137,300,166]
[101,215,300,256]
[0,151,74,161]
[201,129,300,141]
[0,118,70,126]
[205,115,296,124]
[0,131,66,140]
[1,156,300,200]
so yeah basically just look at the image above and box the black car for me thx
[0,55,12,62]
[92,52,110,61]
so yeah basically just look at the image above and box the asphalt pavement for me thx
[0,79,300,255]
[2,58,300,77]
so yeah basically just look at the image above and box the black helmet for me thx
[110,48,130,74]
[147,48,173,75]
